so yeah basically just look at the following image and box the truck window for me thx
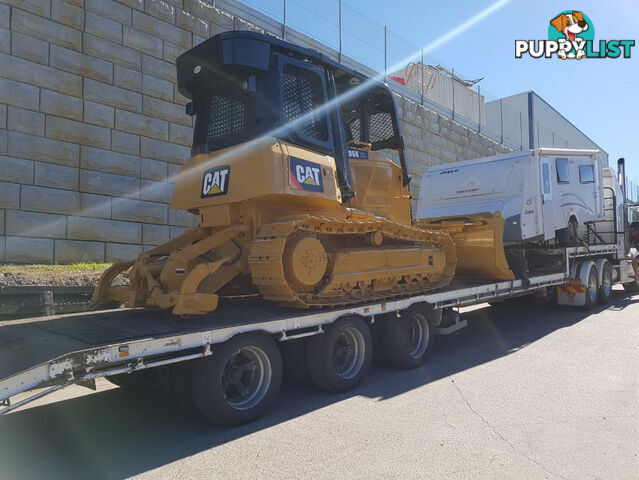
[556,158,570,184]
[579,164,594,184]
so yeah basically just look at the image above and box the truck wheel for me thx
[597,261,613,304]
[306,316,372,393]
[380,305,434,370]
[192,333,283,427]
[557,219,578,246]
[583,265,599,310]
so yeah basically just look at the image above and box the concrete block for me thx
[176,10,208,37]
[169,123,193,147]
[41,89,84,121]
[84,101,115,129]
[163,40,187,64]
[118,0,144,11]
[142,74,173,101]
[0,129,6,155]
[140,136,190,164]
[167,162,181,180]
[11,9,82,52]
[21,185,80,214]
[169,226,187,239]
[0,5,8,29]
[123,26,163,58]
[0,209,4,236]
[112,197,168,224]
[67,216,142,243]
[52,0,85,29]
[65,0,84,8]
[50,44,113,84]
[0,182,20,209]
[80,193,111,219]
[106,243,143,263]
[83,33,141,70]
[142,223,169,245]
[0,105,5,130]
[8,131,79,167]
[145,0,176,23]
[0,77,39,110]
[84,78,142,114]
[133,11,191,48]
[86,0,133,25]
[6,210,67,239]
[2,0,51,18]
[115,109,169,141]
[140,179,173,203]
[169,208,196,227]
[80,169,140,198]
[81,146,140,177]
[183,0,218,22]
[142,54,177,83]
[34,162,79,190]
[112,130,140,155]
[0,31,7,60]
[46,116,111,149]
[85,12,123,43]
[7,107,45,136]
[5,236,54,264]
[11,31,49,65]
[141,157,167,181]
[0,156,34,184]
[54,239,105,264]
[143,95,191,126]
[0,52,81,97]
[114,66,142,92]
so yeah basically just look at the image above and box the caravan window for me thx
[555,158,570,184]
[579,165,594,184]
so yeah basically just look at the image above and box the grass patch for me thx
[0,263,113,274]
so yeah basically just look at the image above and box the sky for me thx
[256,0,639,182]
[339,0,639,181]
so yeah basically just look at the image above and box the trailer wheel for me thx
[597,261,613,304]
[583,265,599,310]
[380,305,434,370]
[557,219,579,246]
[192,333,282,427]
[306,316,372,393]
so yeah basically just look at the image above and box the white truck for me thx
[1,159,637,428]
[417,148,605,245]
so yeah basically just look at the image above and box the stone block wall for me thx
[0,0,511,264]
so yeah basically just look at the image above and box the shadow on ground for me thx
[0,291,636,479]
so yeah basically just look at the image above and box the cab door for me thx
[540,159,556,240]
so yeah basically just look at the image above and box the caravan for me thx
[417,148,605,244]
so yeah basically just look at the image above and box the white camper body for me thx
[417,148,604,243]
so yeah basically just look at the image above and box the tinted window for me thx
[579,164,594,183]
[542,163,551,194]
[281,64,329,142]
[556,158,570,183]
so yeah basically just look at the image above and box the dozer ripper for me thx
[94,31,509,316]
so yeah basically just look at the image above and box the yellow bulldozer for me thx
[93,31,511,316]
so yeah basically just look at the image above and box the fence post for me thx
[451,68,455,121]
[338,0,342,62]
[384,26,387,82]
[420,48,424,105]
[477,84,481,133]
[282,0,287,40]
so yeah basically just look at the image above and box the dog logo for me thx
[549,11,591,59]
[515,11,634,60]
[201,165,230,198]
[289,157,324,193]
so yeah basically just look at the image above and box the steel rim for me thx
[221,346,272,410]
[331,326,366,380]
[405,314,430,359]
[588,270,598,303]
[602,267,612,297]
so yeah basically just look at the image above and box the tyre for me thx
[597,261,613,304]
[380,304,434,370]
[622,280,639,293]
[191,333,283,427]
[306,316,372,393]
[557,219,578,246]
[583,264,599,310]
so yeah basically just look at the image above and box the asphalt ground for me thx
[1,287,637,479]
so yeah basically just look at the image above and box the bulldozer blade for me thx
[416,213,514,280]
[92,261,134,304]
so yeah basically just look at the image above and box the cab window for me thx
[556,158,570,184]
[579,164,594,184]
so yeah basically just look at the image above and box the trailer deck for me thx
[0,244,620,415]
